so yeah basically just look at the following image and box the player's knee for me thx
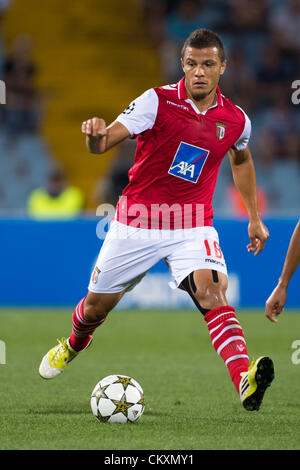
[195,283,226,310]
[181,271,227,313]
[194,270,228,310]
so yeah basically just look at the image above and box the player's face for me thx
[181,46,226,101]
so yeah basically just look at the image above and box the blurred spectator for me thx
[227,184,268,219]
[142,0,169,49]
[225,0,269,32]
[252,129,280,209]
[165,0,212,42]
[269,0,300,54]
[255,44,286,108]
[253,127,300,211]
[0,0,11,61]
[3,35,43,139]
[262,89,299,144]
[27,165,84,219]
[220,49,257,110]
[157,0,223,82]
[268,0,300,80]
[0,0,12,11]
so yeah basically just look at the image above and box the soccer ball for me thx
[90,374,145,423]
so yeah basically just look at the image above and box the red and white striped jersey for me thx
[115,77,251,229]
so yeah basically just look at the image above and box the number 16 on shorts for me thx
[203,238,226,271]
[204,239,223,259]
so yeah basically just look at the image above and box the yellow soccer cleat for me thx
[239,356,274,411]
[39,337,78,379]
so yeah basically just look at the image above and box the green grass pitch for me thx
[0,309,300,450]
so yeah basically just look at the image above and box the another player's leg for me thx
[181,269,274,410]
[39,291,124,379]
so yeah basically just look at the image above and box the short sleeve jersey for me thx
[115,77,251,229]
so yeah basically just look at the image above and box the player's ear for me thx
[220,59,227,76]
[181,57,185,73]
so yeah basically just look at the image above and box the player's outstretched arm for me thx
[265,220,300,322]
[228,145,269,256]
[81,118,130,154]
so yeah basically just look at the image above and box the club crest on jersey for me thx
[215,122,226,140]
[91,266,101,284]
[168,141,210,184]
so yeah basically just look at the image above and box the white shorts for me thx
[88,220,227,294]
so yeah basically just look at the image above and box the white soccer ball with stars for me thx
[91,374,145,423]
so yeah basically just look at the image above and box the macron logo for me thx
[166,100,189,111]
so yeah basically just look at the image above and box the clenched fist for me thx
[81,117,107,153]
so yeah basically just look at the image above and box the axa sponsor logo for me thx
[168,141,210,183]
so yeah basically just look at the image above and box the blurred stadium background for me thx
[0,0,299,309]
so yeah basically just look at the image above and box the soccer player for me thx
[265,220,300,322]
[39,29,274,411]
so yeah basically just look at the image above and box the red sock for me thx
[204,306,249,393]
[69,297,106,352]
